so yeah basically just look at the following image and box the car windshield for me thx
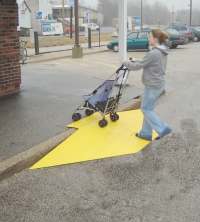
[166,29,179,35]
[128,32,138,39]
[171,25,188,31]
[194,27,200,31]
[176,26,187,31]
[138,32,147,38]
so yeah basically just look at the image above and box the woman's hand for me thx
[122,58,136,68]
[122,57,144,71]
[123,57,136,65]
[122,60,131,68]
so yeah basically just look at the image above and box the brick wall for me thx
[0,0,21,97]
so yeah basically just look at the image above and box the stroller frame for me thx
[72,65,129,127]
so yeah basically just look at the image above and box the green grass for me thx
[23,33,112,48]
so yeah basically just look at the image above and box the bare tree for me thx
[128,0,170,25]
[98,0,118,26]
[98,0,171,26]
[176,9,200,26]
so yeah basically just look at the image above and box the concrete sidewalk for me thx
[1,43,200,221]
[27,45,109,64]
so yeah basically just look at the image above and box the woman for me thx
[123,29,172,141]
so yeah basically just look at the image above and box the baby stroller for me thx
[72,65,129,127]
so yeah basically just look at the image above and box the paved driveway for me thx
[1,43,200,222]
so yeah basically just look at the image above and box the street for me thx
[1,42,200,221]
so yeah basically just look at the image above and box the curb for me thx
[0,128,76,182]
[118,98,141,112]
[27,49,109,64]
[0,99,140,182]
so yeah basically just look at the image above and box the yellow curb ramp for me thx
[31,110,155,170]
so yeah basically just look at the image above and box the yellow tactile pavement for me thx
[31,110,154,170]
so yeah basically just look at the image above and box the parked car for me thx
[165,28,186,48]
[107,31,149,52]
[190,26,200,41]
[134,26,151,32]
[88,23,100,31]
[80,23,99,31]
[169,24,193,42]
[64,25,75,34]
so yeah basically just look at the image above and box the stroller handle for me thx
[116,65,128,74]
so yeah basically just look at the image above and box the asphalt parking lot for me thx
[1,42,200,221]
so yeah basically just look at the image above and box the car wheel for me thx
[145,44,149,50]
[113,45,119,52]
[193,36,198,42]
[171,44,178,49]
[167,41,172,48]
[184,38,189,44]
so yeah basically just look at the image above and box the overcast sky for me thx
[147,0,200,10]
[80,0,98,9]
[80,0,200,11]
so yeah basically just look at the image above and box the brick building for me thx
[0,0,21,97]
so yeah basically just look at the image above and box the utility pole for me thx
[118,0,127,62]
[190,0,192,25]
[74,0,79,47]
[62,0,65,22]
[72,0,83,58]
[70,6,73,39]
[141,0,143,31]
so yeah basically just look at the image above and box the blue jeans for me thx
[140,86,170,139]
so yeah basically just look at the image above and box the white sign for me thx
[36,11,43,19]
[42,22,64,36]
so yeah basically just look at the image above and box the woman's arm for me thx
[123,51,155,71]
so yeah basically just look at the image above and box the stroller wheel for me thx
[85,109,94,116]
[110,113,119,122]
[72,113,82,121]
[99,119,108,128]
